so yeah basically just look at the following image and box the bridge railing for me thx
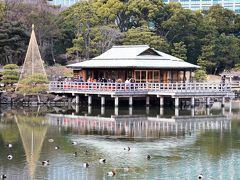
[49,81,232,93]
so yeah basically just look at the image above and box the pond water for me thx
[0,101,240,180]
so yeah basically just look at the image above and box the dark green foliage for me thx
[18,73,49,93]
[0,21,29,65]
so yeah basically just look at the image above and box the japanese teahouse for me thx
[67,45,199,83]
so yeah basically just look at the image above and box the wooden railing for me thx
[49,81,232,93]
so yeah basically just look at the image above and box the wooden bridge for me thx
[49,81,235,107]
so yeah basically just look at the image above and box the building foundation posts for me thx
[146,96,150,106]
[101,96,105,106]
[175,97,179,107]
[115,97,119,107]
[206,97,210,107]
[160,96,164,107]
[88,95,92,106]
[221,97,225,107]
[76,95,80,104]
[129,96,133,106]
[191,97,195,107]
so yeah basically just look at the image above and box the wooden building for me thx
[67,45,199,83]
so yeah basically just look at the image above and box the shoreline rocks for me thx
[0,93,74,106]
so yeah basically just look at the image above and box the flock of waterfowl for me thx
[1,140,204,179]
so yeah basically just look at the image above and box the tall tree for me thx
[171,41,187,61]
[122,27,169,52]
[0,21,29,65]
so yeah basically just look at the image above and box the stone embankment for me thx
[0,93,76,106]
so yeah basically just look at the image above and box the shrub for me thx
[17,73,49,94]
[193,69,208,82]
[1,64,19,85]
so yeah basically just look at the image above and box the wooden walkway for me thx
[49,81,235,107]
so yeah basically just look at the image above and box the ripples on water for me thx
[0,102,240,179]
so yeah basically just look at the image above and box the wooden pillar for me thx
[88,95,92,106]
[129,107,133,115]
[146,96,150,106]
[101,106,105,115]
[206,97,210,107]
[175,97,179,107]
[191,97,195,107]
[76,95,80,104]
[146,106,149,115]
[114,106,119,116]
[88,105,92,114]
[221,97,225,107]
[101,96,105,106]
[75,105,79,114]
[206,107,210,115]
[175,107,179,116]
[191,107,195,116]
[183,71,186,83]
[129,96,133,106]
[160,107,164,116]
[159,96,164,107]
[115,97,119,107]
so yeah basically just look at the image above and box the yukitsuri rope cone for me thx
[15,24,47,91]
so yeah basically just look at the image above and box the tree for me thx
[171,41,187,60]
[193,69,207,82]
[122,27,169,52]
[214,34,240,72]
[67,25,121,60]
[0,21,29,65]
[1,64,19,85]
[197,45,216,73]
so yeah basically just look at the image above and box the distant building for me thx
[163,0,240,14]
[47,0,80,7]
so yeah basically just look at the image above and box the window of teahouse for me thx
[135,70,160,83]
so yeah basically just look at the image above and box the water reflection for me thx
[0,102,240,179]
[47,113,231,139]
[15,114,48,179]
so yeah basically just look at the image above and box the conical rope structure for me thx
[16,24,47,91]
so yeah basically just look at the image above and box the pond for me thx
[0,101,240,180]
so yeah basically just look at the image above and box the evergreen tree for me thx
[171,42,187,61]
[1,64,19,85]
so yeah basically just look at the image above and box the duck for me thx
[54,146,60,150]
[7,154,13,160]
[48,139,54,143]
[73,152,77,157]
[198,174,203,179]
[124,147,130,151]
[0,174,7,179]
[7,144,12,148]
[147,155,151,160]
[106,170,115,177]
[83,163,89,168]
[72,141,77,145]
[99,158,106,164]
[42,160,50,166]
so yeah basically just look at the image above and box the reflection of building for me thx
[47,113,231,138]
[68,45,199,83]
[163,0,240,14]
